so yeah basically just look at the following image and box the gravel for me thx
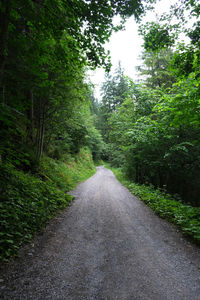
[0,166,200,300]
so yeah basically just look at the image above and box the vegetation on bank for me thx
[110,167,200,245]
[96,53,200,206]
[0,148,95,261]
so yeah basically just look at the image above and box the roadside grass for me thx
[40,147,96,191]
[0,147,96,261]
[94,159,105,166]
[109,166,200,245]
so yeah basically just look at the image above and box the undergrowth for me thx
[0,147,96,261]
[110,167,200,245]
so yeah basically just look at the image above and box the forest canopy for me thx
[94,0,200,206]
[0,0,155,163]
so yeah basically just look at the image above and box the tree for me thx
[0,0,156,165]
[99,29,200,205]
[137,49,176,88]
[99,63,130,142]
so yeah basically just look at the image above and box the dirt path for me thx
[1,166,200,300]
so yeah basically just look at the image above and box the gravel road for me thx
[0,166,200,300]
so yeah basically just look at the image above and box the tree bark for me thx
[36,98,45,160]
[30,90,34,142]
[0,0,11,83]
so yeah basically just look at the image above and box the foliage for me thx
[40,147,96,191]
[0,0,154,166]
[138,0,200,52]
[0,0,160,263]
[1,0,200,261]
[111,167,200,244]
[137,49,176,88]
[98,7,200,205]
[1,0,156,262]
[139,22,177,52]
[98,64,130,143]
[0,148,95,261]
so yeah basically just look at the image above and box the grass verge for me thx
[0,147,96,261]
[109,166,200,245]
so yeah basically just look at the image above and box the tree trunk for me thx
[36,98,45,160]
[26,90,35,143]
[2,86,5,104]
[30,90,34,142]
[0,0,11,83]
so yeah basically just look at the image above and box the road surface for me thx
[0,166,200,299]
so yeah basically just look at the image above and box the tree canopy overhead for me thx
[0,0,155,74]
[0,0,156,165]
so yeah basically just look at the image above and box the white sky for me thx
[88,16,142,99]
[88,17,143,95]
[88,0,194,99]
